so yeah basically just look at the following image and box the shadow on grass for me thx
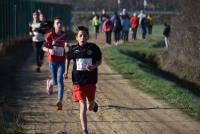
[119,49,200,97]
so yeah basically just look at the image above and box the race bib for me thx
[53,46,64,56]
[76,58,92,71]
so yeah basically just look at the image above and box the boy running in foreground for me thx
[64,26,102,134]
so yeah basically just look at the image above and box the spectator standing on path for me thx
[100,9,109,32]
[64,26,102,134]
[163,22,171,48]
[29,11,45,72]
[102,16,113,45]
[147,14,153,35]
[138,10,145,39]
[91,14,101,40]
[43,17,68,110]
[121,14,131,42]
[112,12,122,46]
[141,14,148,39]
[130,12,139,40]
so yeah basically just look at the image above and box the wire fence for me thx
[0,0,71,42]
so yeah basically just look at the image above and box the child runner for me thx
[43,17,68,110]
[64,26,102,134]
[29,11,45,72]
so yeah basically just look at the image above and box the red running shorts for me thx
[73,84,96,102]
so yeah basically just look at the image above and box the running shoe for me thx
[93,102,98,112]
[46,79,53,95]
[83,129,88,134]
[36,67,41,72]
[56,100,63,110]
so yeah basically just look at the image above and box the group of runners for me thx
[28,7,171,133]
[29,10,102,134]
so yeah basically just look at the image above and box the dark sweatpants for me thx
[33,41,44,67]
[105,32,112,44]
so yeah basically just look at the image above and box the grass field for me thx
[102,25,200,121]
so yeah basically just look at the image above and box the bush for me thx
[164,0,200,86]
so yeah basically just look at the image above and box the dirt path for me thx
[16,40,200,134]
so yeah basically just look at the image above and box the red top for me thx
[102,19,113,32]
[130,16,139,29]
[46,31,67,62]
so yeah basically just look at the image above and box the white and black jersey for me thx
[29,21,45,42]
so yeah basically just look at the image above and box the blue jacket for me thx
[121,18,130,31]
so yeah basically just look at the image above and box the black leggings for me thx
[105,32,112,44]
[33,42,44,67]
[132,28,138,40]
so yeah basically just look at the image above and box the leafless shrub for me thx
[165,0,200,84]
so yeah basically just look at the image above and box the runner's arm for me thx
[64,44,71,79]
[42,43,54,55]
[29,23,34,36]
[64,59,71,79]
[87,59,102,71]
[43,33,54,55]
[87,45,102,71]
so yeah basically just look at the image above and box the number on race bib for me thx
[53,46,64,56]
[76,58,92,71]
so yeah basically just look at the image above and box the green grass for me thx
[102,25,200,121]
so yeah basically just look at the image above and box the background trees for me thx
[36,0,177,11]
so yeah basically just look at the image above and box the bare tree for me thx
[35,0,177,11]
